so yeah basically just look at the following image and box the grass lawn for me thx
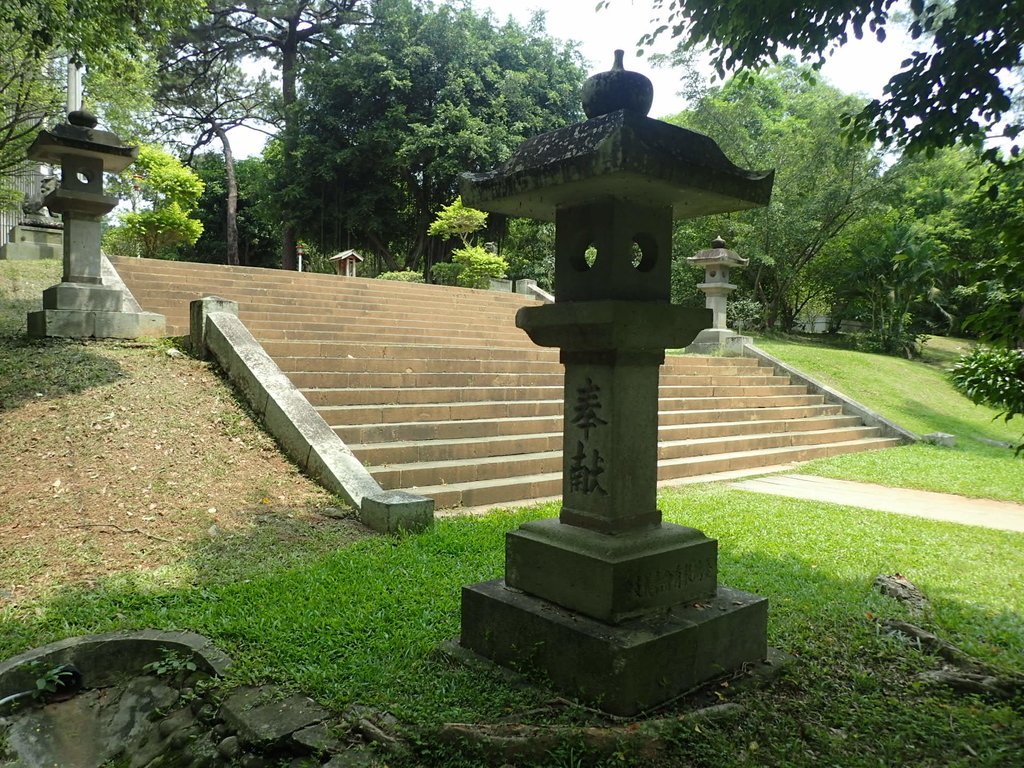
[2,487,1022,766]
[2,262,1021,766]
[753,335,1024,504]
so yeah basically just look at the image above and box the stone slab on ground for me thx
[219,685,331,748]
[730,473,1024,533]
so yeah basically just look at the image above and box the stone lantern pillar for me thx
[457,51,776,715]
[685,237,751,353]
[26,109,165,339]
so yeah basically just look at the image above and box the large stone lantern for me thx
[457,52,776,715]
[26,110,165,339]
[686,236,750,352]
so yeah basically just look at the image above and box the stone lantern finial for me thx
[581,50,654,118]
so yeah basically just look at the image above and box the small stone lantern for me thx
[458,51,775,715]
[26,109,165,339]
[685,236,751,353]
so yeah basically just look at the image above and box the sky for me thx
[229,0,916,157]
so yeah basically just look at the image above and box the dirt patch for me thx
[1,262,371,605]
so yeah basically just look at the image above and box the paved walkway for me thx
[730,474,1024,533]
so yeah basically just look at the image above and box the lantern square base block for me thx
[460,579,768,716]
[505,518,718,624]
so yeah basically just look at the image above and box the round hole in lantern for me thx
[567,232,598,272]
[76,171,92,185]
[709,269,717,278]
[630,234,657,272]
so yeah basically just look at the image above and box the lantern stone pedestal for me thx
[25,112,165,339]
[0,224,63,261]
[457,52,775,716]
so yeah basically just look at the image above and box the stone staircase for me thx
[112,257,902,509]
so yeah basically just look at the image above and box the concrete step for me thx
[302,383,808,408]
[276,356,562,375]
[289,370,567,389]
[261,340,558,363]
[318,399,563,427]
[302,385,566,407]
[112,256,904,512]
[352,415,867,466]
[403,437,900,509]
[337,403,845,445]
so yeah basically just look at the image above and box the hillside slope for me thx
[0,260,366,604]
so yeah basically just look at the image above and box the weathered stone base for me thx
[0,241,62,260]
[42,281,123,311]
[0,224,63,261]
[27,308,166,339]
[460,579,768,716]
[506,518,717,623]
[685,328,751,355]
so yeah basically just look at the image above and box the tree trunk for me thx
[279,26,299,271]
[214,123,240,267]
[367,231,399,271]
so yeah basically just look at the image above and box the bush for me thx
[377,270,424,283]
[951,347,1024,413]
[430,246,508,290]
[452,245,507,289]
[951,346,1024,453]
[846,328,924,359]
[429,261,460,286]
[729,298,764,332]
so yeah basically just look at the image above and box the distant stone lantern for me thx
[686,236,750,352]
[26,105,164,338]
[458,50,776,715]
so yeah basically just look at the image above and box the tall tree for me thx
[200,1,375,270]
[293,0,585,272]
[181,152,281,267]
[0,26,61,202]
[155,27,274,266]
[668,60,883,331]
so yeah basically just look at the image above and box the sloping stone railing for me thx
[740,342,918,444]
[189,296,434,534]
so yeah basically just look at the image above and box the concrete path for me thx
[730,473,1024,533]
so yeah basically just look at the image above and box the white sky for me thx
[229,0,915,157]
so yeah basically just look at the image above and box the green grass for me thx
[2,262,1021,765]
[0,260,126,411]
[2,490,1022,766]
[753,335,1024,503]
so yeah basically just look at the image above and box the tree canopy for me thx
[291,0,586,272]
[668,60,883,331]
[637,0,1023,158]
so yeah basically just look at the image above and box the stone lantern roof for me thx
[461,59,773,222]
[28,111,138,173]
[687,236,750,269]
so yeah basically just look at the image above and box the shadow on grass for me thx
[0,298,125,412]
[1,496,1022,767]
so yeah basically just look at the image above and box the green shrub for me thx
[377,270,424,283]
[429,261,460,286]
[430,246,508,290]
[729,298,763,332]
[951,347,1024,413]
[452,245,507,289]
[951,346,1024,452]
